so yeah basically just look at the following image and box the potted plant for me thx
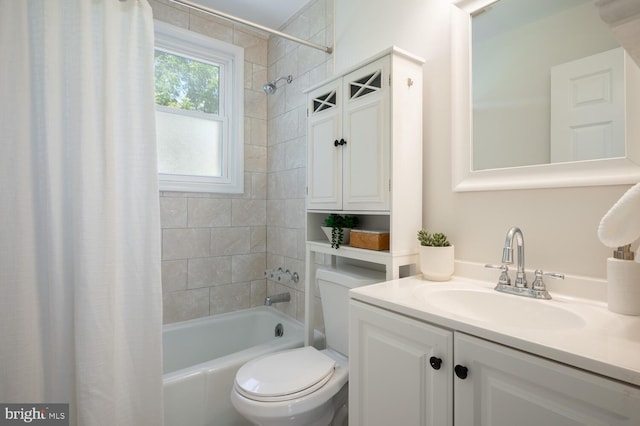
[322,214,359,249]
[417,229,455,281]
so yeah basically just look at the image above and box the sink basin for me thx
[420,288,586,330]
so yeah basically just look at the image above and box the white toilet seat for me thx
[230,348,349,425]
[235,346,336,402]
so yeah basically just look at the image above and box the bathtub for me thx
[163,306,307,426]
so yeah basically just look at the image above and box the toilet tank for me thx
[316,264,385,356]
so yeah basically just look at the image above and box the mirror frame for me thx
[451,0,640,192]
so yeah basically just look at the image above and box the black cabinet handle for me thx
[334,138,347,147]
[334,139,340,147]
[429,356,442,370]
[339,138,346,145]
[454,364,468,380]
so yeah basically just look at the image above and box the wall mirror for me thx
[451,0,640,191]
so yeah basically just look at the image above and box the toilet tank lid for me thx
[316,265,385,289]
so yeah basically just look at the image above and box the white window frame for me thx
[154,21,244,194]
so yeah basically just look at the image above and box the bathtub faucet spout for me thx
[264,292,291,306]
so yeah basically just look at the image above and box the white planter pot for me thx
[321,226,352,247]
[419,245,455,281]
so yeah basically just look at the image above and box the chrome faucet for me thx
[502,226,527,288]
[486,226,564,300]
[264,292,291,306]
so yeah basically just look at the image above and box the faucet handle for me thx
[485,264,511,286]
[531,269,564,292]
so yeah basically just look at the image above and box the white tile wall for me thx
[266,0,333,330]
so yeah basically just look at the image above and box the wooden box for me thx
[349,230,390,251]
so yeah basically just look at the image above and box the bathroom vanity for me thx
[348,275,640,425]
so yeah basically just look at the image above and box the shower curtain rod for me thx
[168,0,333,54]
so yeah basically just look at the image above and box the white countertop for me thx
[350,275,640,387]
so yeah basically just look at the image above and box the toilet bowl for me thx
[230,264,385,426]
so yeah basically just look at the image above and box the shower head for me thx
[263,75,293,95]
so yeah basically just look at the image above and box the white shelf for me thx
[307,240,391,260]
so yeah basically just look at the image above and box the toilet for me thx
[230,264,385,426]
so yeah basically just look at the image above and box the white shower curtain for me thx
[0,1,163,425]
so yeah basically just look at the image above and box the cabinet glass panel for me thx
[349,70,382,99]
[312,90,337,113]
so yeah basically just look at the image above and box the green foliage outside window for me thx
[154,50,220,114]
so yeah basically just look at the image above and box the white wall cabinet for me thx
[303,47,424,345]
[305,47,424,257]
[307,56,390,211]
[305,47,424,258]
[349,299,640,426]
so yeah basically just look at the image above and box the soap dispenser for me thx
[607,244,640,315]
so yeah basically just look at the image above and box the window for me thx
[154,21,244,193]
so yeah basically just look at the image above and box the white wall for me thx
[335,0,632,280]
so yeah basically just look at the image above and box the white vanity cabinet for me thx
[349,299,640,426]
[349,300,453,426]
[454,332,640,426]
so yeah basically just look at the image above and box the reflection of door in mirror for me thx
[471,0,632,171]
[550,47,625,163]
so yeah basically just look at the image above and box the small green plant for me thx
[417,230,451,247]
[323,214,359,249]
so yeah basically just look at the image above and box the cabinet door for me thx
[349,300,453,426]
[342,57,390,211]
[454,332,640,426]
[307,81,342,210]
